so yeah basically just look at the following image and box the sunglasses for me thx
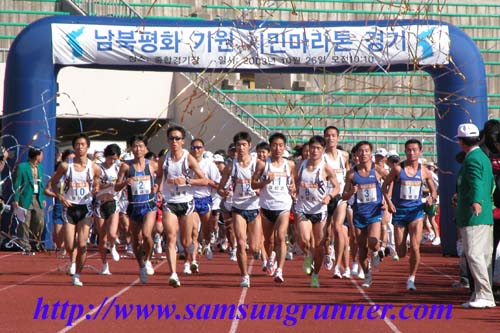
[168,136,183,141]
[191,146,203,150]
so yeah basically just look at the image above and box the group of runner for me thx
[44,125,438,290]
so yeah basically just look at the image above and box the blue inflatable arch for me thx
[2,16,488,254]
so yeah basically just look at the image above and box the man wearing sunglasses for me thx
[189,139,221,262]
[155,126,207,288]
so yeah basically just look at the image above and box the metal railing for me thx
[182,73,270,141]
[76,0,142,18]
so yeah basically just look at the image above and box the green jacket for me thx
[13,161,45,208]
[456,147,494,227]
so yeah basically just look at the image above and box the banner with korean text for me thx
[52,24,450,68]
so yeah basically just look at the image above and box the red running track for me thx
[0,246,498,333]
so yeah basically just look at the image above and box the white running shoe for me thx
[240,275,250,288]
[406,279,417,291]
[204,245,213,260]
[154,234,162,254]
[274,269,284,283]
[68,262,76,276]
[111,245,120,262]
[266,251,276,276]
[342,268,351,279]
[169,273,181,288]
[72,274,83,287]
[432,236,441,246]
[333,265,342,279]
[145,260,155,275]
[183,262,192,275]
[101,262,111,275]
[229,248,237,262]
[357,268,365,280]
[351,262,359,276]
[139,266,147,284]
[190,261,199,273]
[361,272,372,288]
[324,254,334,271]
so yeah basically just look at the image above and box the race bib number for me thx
[70,181,90,201]
[400,180,421,200]
[131,175,152,195]
[357,183,377,203]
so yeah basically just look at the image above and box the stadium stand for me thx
[0,0,498,156]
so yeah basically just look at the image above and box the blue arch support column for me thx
[2,16,487,254]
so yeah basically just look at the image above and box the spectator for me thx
[456,123,496,309]
[12,147,46,252]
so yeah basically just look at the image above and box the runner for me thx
[342,141,386,288]
[217,131,263,287]
[45,133,101,286]
[155,126,207,287]
[252,132,296,283]
[115,134,159,284]
[294,135,339,288]
[189,138,221,261]
[382,139,437,291]
[94,144,121,275]
[322,126,350,278]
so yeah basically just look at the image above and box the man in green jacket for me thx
[12,147,46,252]
[456,123,496,309]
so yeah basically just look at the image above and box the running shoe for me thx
[68,262,76,276]
[357,268,365,280]
[303,257,313,275]
[204,245,213,260]
[111,245,120,262]
[101,262,111,275]
[361,272,372,288]
[371,252,380,270]
[285,251,294,261]
[139,266,147,284]
[145,260,155,275]
[229,248,237,262]
[154,234,163,254]
[324,254,334,271]
[432,236,441,246]
[183,262,192,274]
[452,278,470,289]
[274,269,284,283]
[266,251,276,276]
[190,260,199,273]
[406,279,417,291]
[125,243,134,255]
[72,274,83,287]
[310,273,320,288]
[342,268,351,279]
[333,265,342,279]
[351,262,359,276]
[169,273,181,288]
[240,275,250,288]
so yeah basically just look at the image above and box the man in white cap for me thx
[456,123,496,308]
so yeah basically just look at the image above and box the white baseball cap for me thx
[456,123,480,138]
[375,148,388,157]
[213,154,225,163]
[387,149,399,158]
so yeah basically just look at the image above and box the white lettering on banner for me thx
[52,24,450,67]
